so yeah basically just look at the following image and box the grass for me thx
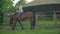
[2,18,60,29]
[0,30,60,34]
[0,18,60,34]
[36,20,60,28]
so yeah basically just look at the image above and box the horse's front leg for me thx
[30,22,35,30]
[30,19,35,30]
[18,20,24,30]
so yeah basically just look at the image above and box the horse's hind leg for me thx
[30,17,35,30]
[18,20,24,30]
[30,21,35,30]
[11,21,16,30]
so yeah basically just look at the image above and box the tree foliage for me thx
[0,0,15,24]
[0,0,15,13]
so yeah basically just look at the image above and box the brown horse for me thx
[9,12,35,30]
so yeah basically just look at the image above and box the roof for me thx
[23,0,60,7]
[23,4,60,12]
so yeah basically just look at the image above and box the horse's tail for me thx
[9,15,13,27]
[9,12,17,27]
[9,13,15,26]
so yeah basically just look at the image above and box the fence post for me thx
[53,11,57,28]
[35,13,38,29]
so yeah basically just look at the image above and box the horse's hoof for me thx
[11,28,15,31]
[22,28,24,30]
[12,29,15,31]
[30,28,32,30]
[30,28,34,30]
[21,28,25,30]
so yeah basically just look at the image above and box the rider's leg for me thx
[18,12,21,20]
[18,9,23,20]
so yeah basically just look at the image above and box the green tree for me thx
[8,6,16,13]
[0,0,14,25]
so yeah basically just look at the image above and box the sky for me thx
[13,0,34,6]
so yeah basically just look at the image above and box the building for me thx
[23,0,60,20]
[23,0,60,12]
